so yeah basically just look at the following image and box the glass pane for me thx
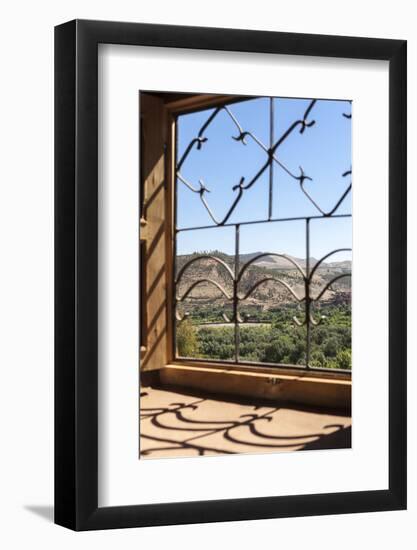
[174,95,352,371]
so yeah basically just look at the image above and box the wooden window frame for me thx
[140,91,352,382]
[140,92,248,372]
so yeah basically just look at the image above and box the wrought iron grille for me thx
[173,96,352,371]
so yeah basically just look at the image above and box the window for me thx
[140,92,352,376]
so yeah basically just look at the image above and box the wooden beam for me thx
[164,93,253,114]
[140,94,168,372]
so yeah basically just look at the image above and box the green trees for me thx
[323,337,338,357]
[195,326,234,360]
[310,350,327,368]
[263,335,292,363]
[176,320,199,357]
[178,304,351,370]
[335,349,352,370]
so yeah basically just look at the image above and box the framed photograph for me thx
[55,19,406,530]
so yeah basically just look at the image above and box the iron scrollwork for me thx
[174,96,352,370]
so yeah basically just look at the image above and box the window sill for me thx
[159,362,351,413]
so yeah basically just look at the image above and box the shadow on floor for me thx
[140,385,352,459]
[302,425,352,451]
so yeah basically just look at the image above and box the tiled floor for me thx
[139,386,351,459]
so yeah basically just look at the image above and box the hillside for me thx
[175,250,351,318]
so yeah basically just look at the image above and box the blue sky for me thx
[176,96,352,261]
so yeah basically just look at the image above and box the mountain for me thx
[241,252,319,270]
[325,260,352,269]
[178,250,351,271]
[174,250,351,315]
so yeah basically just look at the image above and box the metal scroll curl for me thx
[174,249,351,329]
[176,98,351,224]
[174,98,352,369]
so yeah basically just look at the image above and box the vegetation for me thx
[176,304,351,370]
[176,319,199,357]
[175,250,351,370]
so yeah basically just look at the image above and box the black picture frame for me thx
[55,19,407,531]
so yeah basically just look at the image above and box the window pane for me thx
[174,95,351,371]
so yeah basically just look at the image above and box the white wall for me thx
[0,1,414,548]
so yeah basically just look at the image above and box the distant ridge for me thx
[178,250,351,270]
